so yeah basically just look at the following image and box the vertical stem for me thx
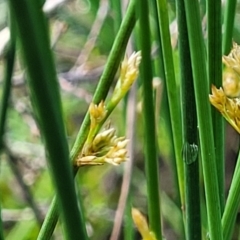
[222,0,237,54]
[151,0,182,210]
[207,0,224,214]
[156,0,184,208]
[8,1,86,238]
[183,0,223,239]
[138,1,162,239]
[176,0,201,238]
[222,150,240,240]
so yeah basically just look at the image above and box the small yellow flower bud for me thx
[223,42,240,76]
[223,68,240,97]
[120,51,142,91]
[210,84,240,133]
[132,208,157,240]
[89,100,107,126]
[76,156,99,166]
[108,51,142,110]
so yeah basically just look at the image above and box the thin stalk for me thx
[183,0,223,239]
[150,0,182,210]
[222,0,237,55]
[137,1,162,239]
[182,144,200,240]
[37,196,58,240]
[37,0,137,239]
[222,150,240,240]
[124,196,135,240]
[207,0,224,214]
[156,0,184,206]
[8,1,86,239]
[176,0,201,238]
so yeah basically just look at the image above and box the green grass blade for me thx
[207,0,224,214]
[222,0,237,54]
[37,0,137,238]
[37,196,58,240]
[176,0,201,238]
[8,1,86,239]
[150,0,182,209]
[156,0,184,208]
[222,151,240,240]
[183,0,223,239]
[138,1,162,239]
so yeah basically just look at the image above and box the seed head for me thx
[132,208,157,240]
[209,85,240,133]
[223,42,240,76]
[76,127,129,166]
[89,100,107,126]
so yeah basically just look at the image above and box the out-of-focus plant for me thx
[1,0,240,239]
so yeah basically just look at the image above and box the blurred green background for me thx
[1,0,240,239]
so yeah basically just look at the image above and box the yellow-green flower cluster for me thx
[120,51,142,89]
[223,69,240,97]
[75,100,128,166]
[132,208,157,240]
[210,42,240,133]
[110,51,141,106]
[209,85,240,133]
[89,100,106,128]
[75,51,142,167]
[76,127,128,166]
[223,42,240,76]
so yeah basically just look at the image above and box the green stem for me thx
[37,1,137,238]
[177,0,201,238]
[222,150,240,240]
[37,196,59,240]
[138,1,162,239]
[222,0,237,55]
[207,0,224,214]
[151,0,182,210]
[8,1,86,239]
[183,0,223,239]
[182,144,200,240]
[156,0,184,208]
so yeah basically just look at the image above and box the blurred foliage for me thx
[0,0,239,239]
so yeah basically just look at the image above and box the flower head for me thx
[223,42,240,76]
[209,85,240,133]
[75,127,128,166]
[223,68,240,97]
[110,51,142,106]
[89,100,107,127]
[132,208,156,240]
[120,51,142,89]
